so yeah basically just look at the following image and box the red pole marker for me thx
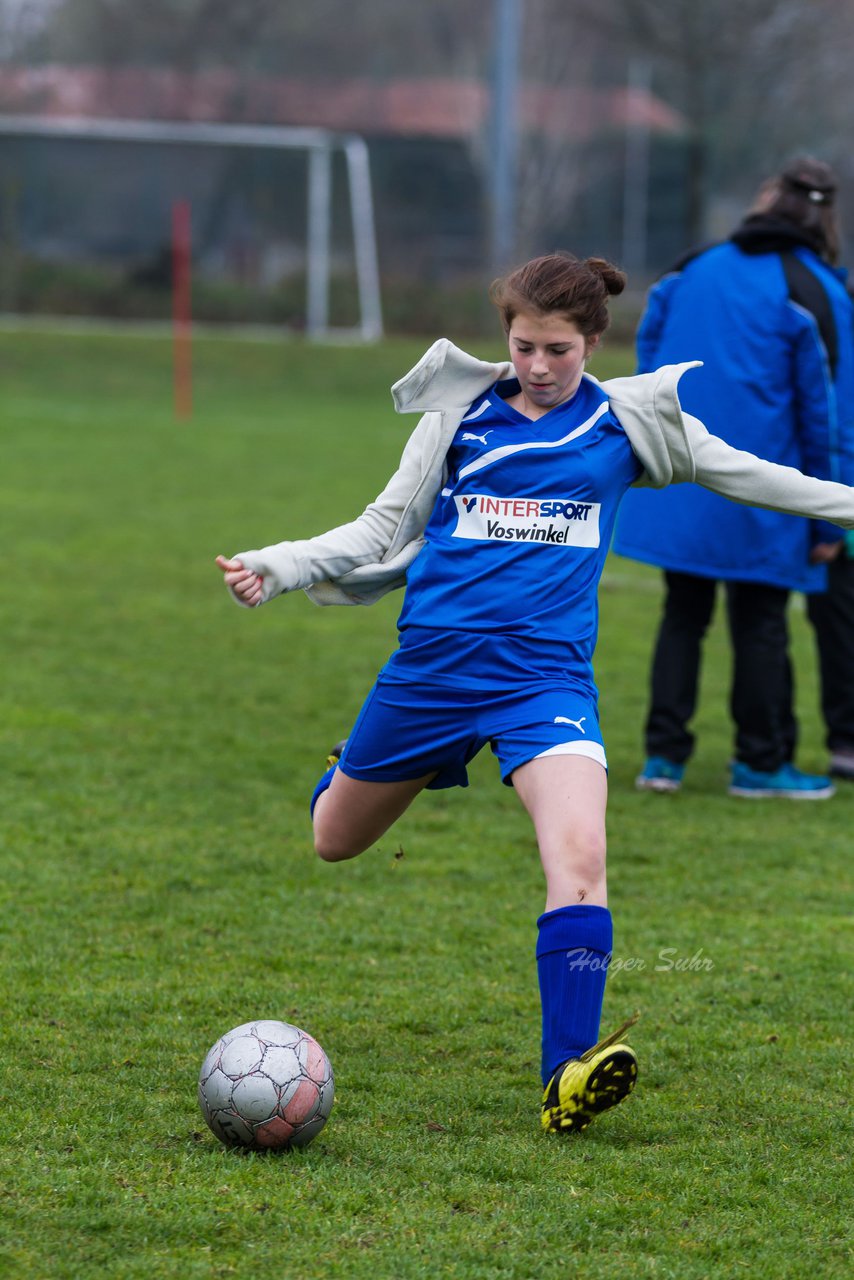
[172,199,192,420]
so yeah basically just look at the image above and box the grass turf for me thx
[1,328,851,1278]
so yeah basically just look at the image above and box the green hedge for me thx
[0,255,644,341]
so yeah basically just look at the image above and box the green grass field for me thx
[1,327,851,1279]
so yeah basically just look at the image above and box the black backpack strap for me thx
[780,251,839,378]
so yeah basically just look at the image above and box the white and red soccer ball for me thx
[198,1019,334,1151]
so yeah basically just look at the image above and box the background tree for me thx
[587,0,854,243]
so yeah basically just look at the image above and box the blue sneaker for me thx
[635,756,685,793]
[728,761,835,800]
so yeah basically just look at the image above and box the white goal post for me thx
[0,114,383,341]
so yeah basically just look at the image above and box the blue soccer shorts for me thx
[336,673,606,790]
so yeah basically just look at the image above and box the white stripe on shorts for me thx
[534,740,608,769]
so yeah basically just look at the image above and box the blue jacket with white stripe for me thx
[612,219,854,591]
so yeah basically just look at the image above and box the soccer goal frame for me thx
[0,114,383,341]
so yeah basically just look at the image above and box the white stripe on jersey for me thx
[456,401,610,483]
[460,399,491,422]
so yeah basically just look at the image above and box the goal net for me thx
[0,115,383,340]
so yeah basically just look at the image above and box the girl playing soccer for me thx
[217,253,854,1133]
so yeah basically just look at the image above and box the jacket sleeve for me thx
[686,413,854,528]
[228,412,437,606]
[636,275,679,374]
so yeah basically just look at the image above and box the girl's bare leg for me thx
[511,754,608,910]
[312,768,437,862]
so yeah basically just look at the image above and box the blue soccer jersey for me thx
[385,375,642,690]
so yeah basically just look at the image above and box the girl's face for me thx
[507,311,599,415]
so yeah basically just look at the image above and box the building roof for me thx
[0,65,683,140]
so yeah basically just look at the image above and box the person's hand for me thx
[809,541,843,565]
[215,555,264,607]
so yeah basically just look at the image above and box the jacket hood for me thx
[594,363,702,486]
[392,338,511,412]
[730,214,826,258]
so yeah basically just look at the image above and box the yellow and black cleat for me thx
[541,1014,639,1134]
[326,739,347,768]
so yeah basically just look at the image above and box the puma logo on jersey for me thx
[554,715,587,733]
[461,430,493,446]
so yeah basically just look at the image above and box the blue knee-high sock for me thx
[536,904,613,1086]
[310,764,337,817]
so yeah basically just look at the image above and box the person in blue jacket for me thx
[613,156,854,798]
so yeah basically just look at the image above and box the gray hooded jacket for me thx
[231,339,854,607]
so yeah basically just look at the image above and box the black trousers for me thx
[806,553,854,752]
[645,571,795,772]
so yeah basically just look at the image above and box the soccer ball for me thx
[198,1019,334,1151]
